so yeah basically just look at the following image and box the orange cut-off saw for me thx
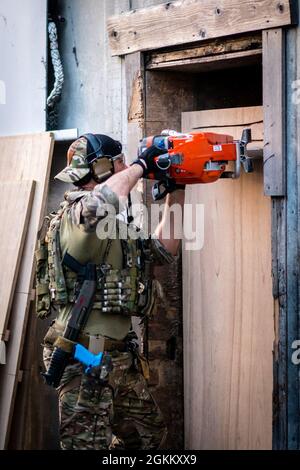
[138,128,253,200]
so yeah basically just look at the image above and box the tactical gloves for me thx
[131,145,167,177]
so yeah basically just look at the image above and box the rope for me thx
[47,21,64,129]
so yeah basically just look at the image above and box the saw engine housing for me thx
[138,129,253,200]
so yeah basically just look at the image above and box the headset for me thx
[81,133,124,184]
[78,133,133,223]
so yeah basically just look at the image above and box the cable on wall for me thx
[47,21,64,130]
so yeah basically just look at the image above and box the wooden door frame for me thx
[124,21,300,449]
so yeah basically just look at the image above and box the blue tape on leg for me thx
[74,343,103,373]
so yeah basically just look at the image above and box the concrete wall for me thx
[56,0,128,144]
[55,0,166,149]
[0,0,47,136]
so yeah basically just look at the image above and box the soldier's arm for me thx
[104,165,185,256]
[79,164,185,256]
[79,165,143,231]
[154,190,185,256]
[105,164,143,197]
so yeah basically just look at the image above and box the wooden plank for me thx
[0,292,31,449]
[0,181,35,346]
[7,302,59,450]
[146,33,262,67]
[0,133,54,449]
[183,105,263,128]
[263,28,285,196]
[146,49,262,73]
[182,109,273,449]
[0,134,54,291]
[182,105,264,155]
[107,0,294,56]
[125,52,145,351]
[272,197,287,448]
[125,52,145,215]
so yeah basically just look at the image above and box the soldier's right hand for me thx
[132,145,167,176]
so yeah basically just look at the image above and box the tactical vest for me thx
[35,202,155,321]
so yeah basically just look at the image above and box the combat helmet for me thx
[55,133,124,185]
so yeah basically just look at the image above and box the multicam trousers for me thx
[43,346,167,450]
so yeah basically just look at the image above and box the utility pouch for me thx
[35,209,68,319]
[35,216,51,319]
[76,354,113,410]
[76,373,103,410]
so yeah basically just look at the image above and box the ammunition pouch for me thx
[92,266,154,317]
[35,206,156,320]
[35,235,51,319]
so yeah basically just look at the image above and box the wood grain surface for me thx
[182,108,273,449]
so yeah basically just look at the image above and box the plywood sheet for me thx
[0,181,35,342]
[0,133,54,449]
[182,109,273,449]
[182,106,263,155]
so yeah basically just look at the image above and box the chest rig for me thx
[35,201,155,320]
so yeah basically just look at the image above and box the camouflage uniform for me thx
[43,341,166,450]
[41,137,172,450]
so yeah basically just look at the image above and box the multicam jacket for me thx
[36,183,173,340]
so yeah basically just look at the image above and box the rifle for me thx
[42,254,97,387]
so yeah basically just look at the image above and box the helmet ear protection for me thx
[81,133,115,184]
[81,134,123,183]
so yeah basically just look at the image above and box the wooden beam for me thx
[124,51,145,355]
[107,0,294,56]
[146,49,262,72]
[272,197,287,448]
[263,28,286,196]
[146,33,262,68]
[125,52,145,162]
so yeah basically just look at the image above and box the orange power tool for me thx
[138,128,253,200]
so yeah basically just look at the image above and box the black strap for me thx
[62,252,86,276]
[80,133,104,163]
[127,193,134,224]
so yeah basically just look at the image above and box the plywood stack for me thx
[0,133,54,449]
[182,106,273,449]
[0,181,35,363]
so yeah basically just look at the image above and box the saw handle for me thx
[152,179,185,201]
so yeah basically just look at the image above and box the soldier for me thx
[37,133,185,450]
